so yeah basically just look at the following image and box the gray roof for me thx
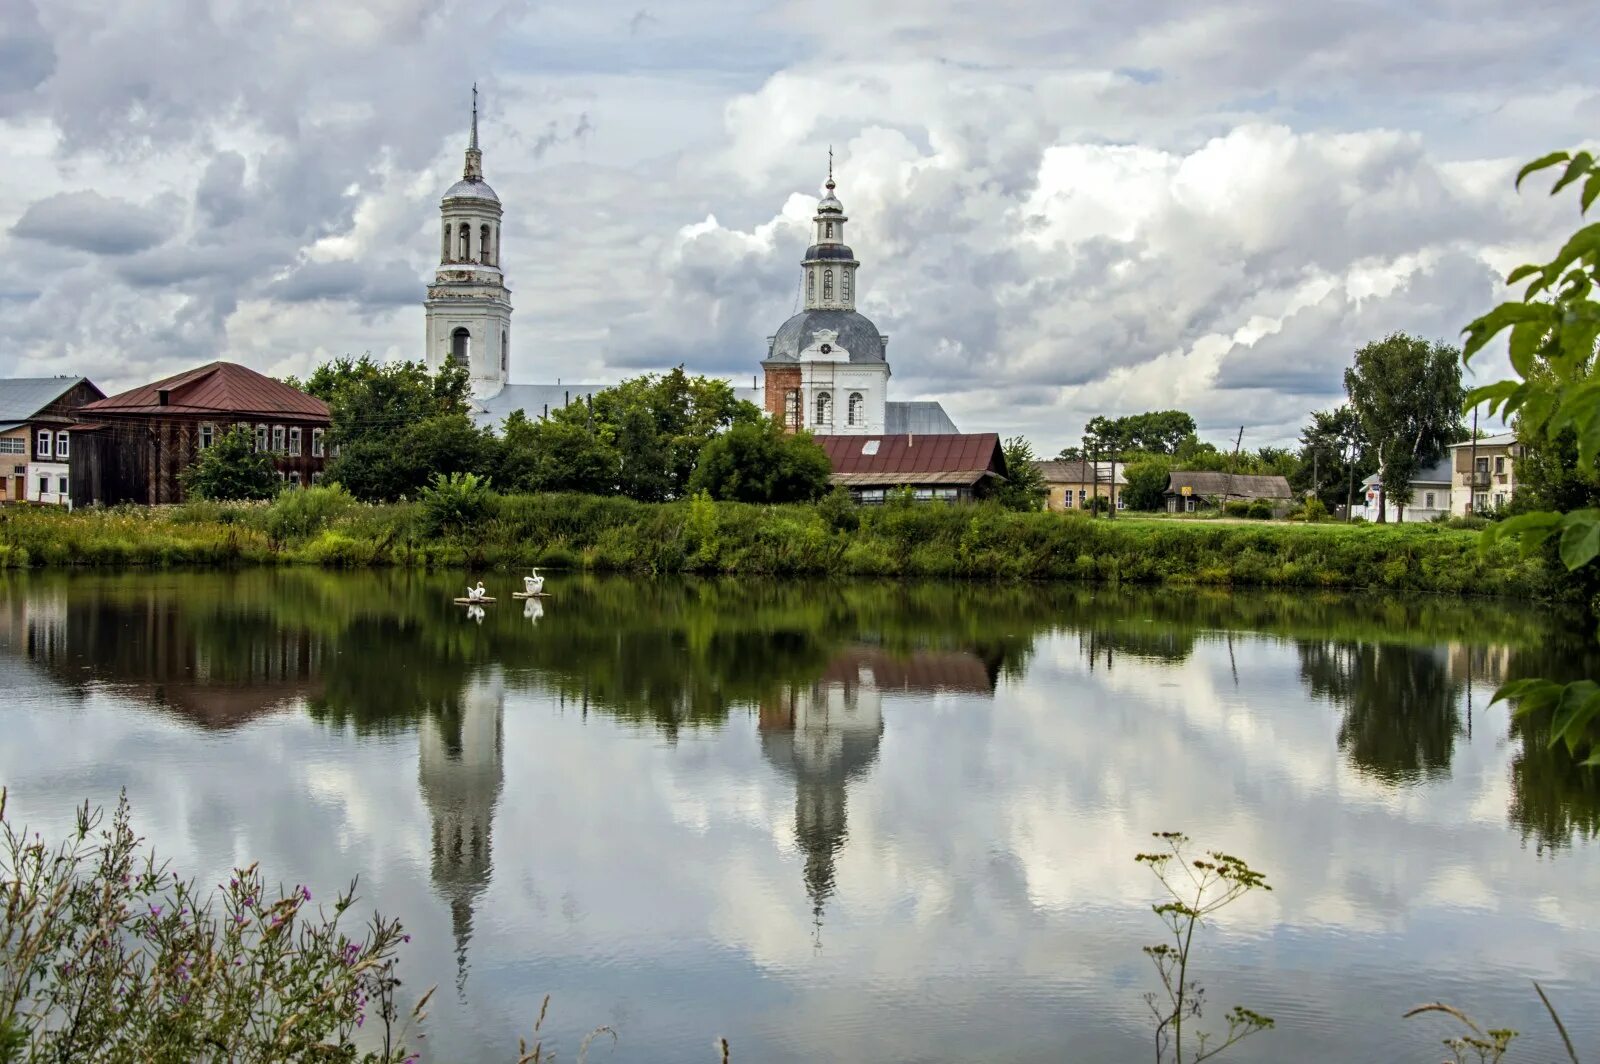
[767,309,886,364]
[1164,471,1293,500]
[884,401,958,434]
[1450,432,1516,448]
[0,377,90,421]
[1032,460,1127,486]
[1363,455,1453,490]
[444,178,499,203]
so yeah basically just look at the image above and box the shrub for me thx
[178,426,279,501]
[1300,497,1328,522]
[1247,500,1274,520]
[817,485,860,532]
[416,472,495,537]
[0,790,420,1062]
[264,484,356,543]
[1222,500,1251,517]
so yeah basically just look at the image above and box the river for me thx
[0,570,1596,1062]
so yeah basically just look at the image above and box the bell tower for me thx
[425,85,513,400]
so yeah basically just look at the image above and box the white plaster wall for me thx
[27,461,69,505]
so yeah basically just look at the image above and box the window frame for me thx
[256,425,268,453]
[54,432,68,459]
[823,268,833,301]
[35,429,51,459]
[288,426,302,457]
[815,391,832,426]
[271,425,286,454]
[57,475,67,495]
[312,428,325,458]
[37,475,48,498]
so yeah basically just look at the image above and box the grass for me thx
[0,495,1550,598]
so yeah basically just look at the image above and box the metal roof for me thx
[0,377,94,421]
[884,401,959,434]
[817,432,1005,483]
[1450,432,1517,448]
[443,178,500,203]
[1363,455,1453,489]
[1032,460,1128,486]
[1164,471,1293,499]
[471,383,764,429]
[82,362,329,419]
[767,309,886,363]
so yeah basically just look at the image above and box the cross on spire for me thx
[826,145,834,190]
[470,83,479,151]
[463,84,484,181]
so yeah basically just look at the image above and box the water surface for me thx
[0,571,1596,1062]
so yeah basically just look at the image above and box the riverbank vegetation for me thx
[0,490,1549,596]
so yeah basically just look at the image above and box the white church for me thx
[422,92,958,437]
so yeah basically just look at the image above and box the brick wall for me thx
[763,365,802,429]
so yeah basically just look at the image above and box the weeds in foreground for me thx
[1137,832,1274,1063]
[1405,981,1581,1064]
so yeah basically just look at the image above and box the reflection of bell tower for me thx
[759,661,884,940]
[418,670,505,993]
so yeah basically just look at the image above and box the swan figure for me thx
[467,604,485,624]
[466,580,487,602]
[524,568,545,596]
[523,597,544,623]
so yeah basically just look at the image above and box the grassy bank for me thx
[0,492,1549,598]
[0,493,1549,596]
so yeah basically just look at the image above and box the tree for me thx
[1294,406,1374,514]
[994,436,1048,511]
[688,419,833,503]
[1122,456,1174,511]
[1344,333,1466,522]
[1082,410,1198,455]
[178,426,279,501]
[305,355,496,501]
[495,409,619,495]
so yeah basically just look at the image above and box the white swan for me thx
[466,581,487,602]
[523,597,544,623]
[524,568,545,596]
[467,604,485,624]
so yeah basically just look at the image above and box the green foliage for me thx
[1295,405,1373,513]
[687,420,832,504]
[1122,456,1173,511]
[417,472,495,538]
[994,437,1048,511]
[1222,501,1250,518]
[816,485,860,532]
[1247,500,1273,520]
[1080,410,1198,455]
[0,789,420,1063]
[309,355,495,502]
[1469,151,1600,766]
[1345,333,1467,520]
[1136,832,1273,1063]
[1299,497,1329,522]
[178,427,278,501]
[264,484,355,543]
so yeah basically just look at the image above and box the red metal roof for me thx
[816,432,1006,478]
[81,361,329,420]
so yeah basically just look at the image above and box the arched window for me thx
[784,389,801,428]
[495,226,501,264]
[842,270,851,302]
[450,327,470,364]
[815,391,832,426]
[458,223,471,260]
[807,269,815,302]
[442,222,450,260]
[480,224,492,265]
[823,269,833,301]
[848,392,863,426]
[501,331,508,373]
[825,221,833,239]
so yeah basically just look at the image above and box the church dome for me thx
[444,178,500,203]
[768,308,885,364]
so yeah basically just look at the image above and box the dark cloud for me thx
[0,1,54,104]
[266,259,421,309]
[10,191,168,255]
[195,152,248,227]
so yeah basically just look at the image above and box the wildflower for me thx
[148,904,163,919]
[402,934,411,943]
[300,886,312,902]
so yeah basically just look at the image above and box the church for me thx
[422,92,959,437]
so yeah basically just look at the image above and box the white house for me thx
[1359,455,1453,522]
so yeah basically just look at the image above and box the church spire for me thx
[463,84,484,182]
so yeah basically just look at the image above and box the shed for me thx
[815,432,1006,503]
[1164,471,1293,514]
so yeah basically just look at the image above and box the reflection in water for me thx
[2,572,1599,1062]
[419,671,504,994]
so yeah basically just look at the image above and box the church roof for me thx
[767,309,885,364]
[82,362,329,420]
[885,401,958,435]
[444,178,499,203]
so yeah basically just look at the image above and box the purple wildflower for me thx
[300,886,311,902]
[148,904,163,919]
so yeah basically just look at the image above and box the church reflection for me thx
[759,646,997,939]
[417,669,505,994]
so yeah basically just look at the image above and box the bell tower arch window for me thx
[480,224,493,265]
[501,330,508,373]
[848,392,863,426]
[842,269,851,303]
[823,269,833,302]
[457,223,471,260]
[450,327,470,364]
[807,270,815,302]
[442,221,450,260]
[825,221,833,239]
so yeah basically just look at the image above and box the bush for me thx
[1247,500,1274,520]
[817,485,860,532]
[178,426,278,501]
[0,790,419,1062]
[416,472,495,537]
[1300,497,1329,522]
[264,484,356,543]
[1223,500,1251,517]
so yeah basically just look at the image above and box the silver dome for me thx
[816,190,844,213]
[767,309,885,363]
[444,178,500,203]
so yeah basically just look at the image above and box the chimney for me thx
[157,389,170,406]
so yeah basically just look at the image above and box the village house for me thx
[1358,455,1453,522]
[817,433,1006,504]
[0,377,106,505]
[72,361,331,506]
[1032,460,1126,511]
[1163,471,1294,514]
[1450,432,1520,515]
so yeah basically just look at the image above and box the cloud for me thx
[11,190,169,255]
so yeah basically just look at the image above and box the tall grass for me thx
[0,494,1548,598]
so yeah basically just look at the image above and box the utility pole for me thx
[1466,405,1480,515]
[1108,448,1117,521]
[1232,425,1244,468]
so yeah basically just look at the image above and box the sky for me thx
[2,0,1598,454]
